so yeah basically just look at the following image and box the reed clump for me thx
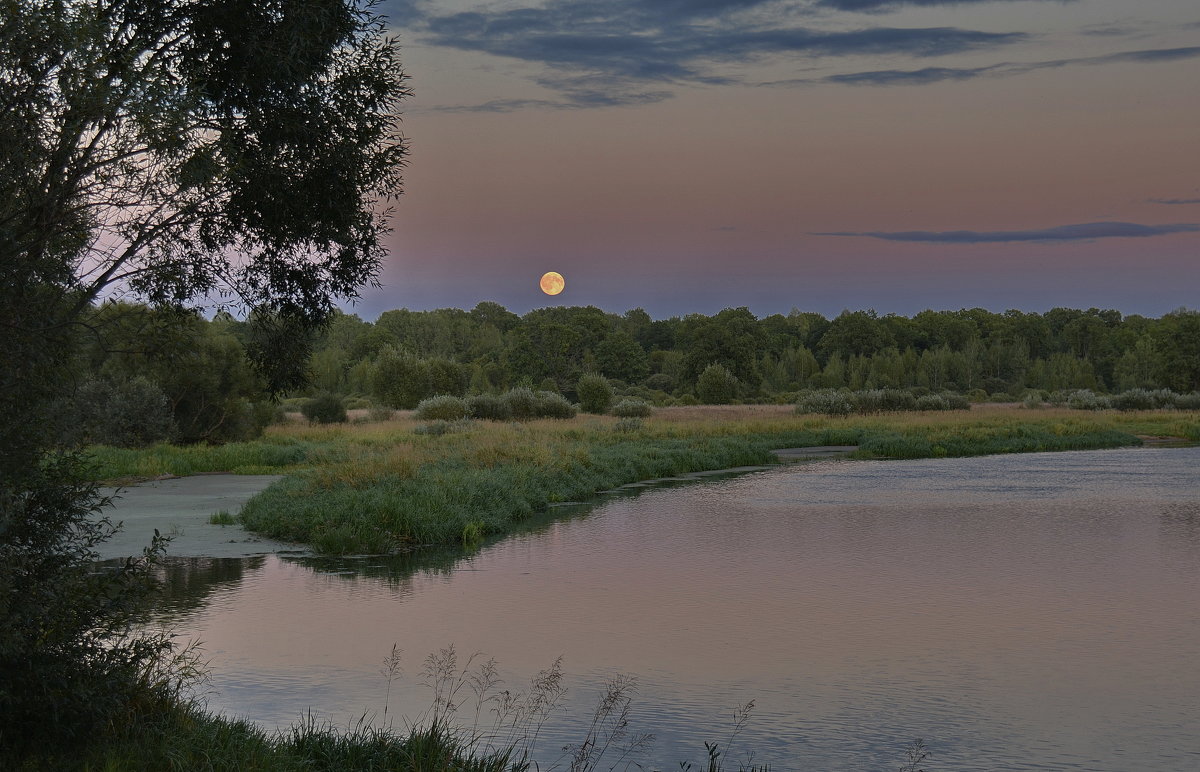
[90,405,1200,554]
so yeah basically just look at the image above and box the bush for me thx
[466,393,511,421]
[695,363,739,404]
[534,390,577,419]
[502,387,539,420]
[1111,388,1156,411]
[939,392,971,410]
[0,455,175,755]
[1176,392,1200,410]
[915,394,950,411]
[613,417,643,433]
[1065,389,1111,411]
[367,405,395,422]
[611,398,653,418]
[414,394,468,421]
[644,373,674,392]
[576,373,613,414]
[851,388,917,414]
[251,401,288,428]
[301,393,348,424]
[795,389,852,416]
[71,376,176,447]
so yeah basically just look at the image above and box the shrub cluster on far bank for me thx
[415,388,578,422]
[795,388,970,416]
[1045,387,1200,412]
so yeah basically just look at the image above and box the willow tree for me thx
[0,0,409,754]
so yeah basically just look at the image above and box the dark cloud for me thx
[814,222,1200,243]
[1149,198,1200,205]
[411,0,1024,106]
[815,0,1072,12]
[824,63,998,85]
[393,1,1184,110]
[793,45,1200,86]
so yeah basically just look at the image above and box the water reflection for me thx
[147,448,1200,771]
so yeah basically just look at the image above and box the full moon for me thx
[539,271,565,296]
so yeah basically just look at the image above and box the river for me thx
[149,446,1200,771]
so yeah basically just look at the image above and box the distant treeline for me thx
[70,302,1200,443]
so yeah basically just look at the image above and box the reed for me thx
[90,406,1199,554]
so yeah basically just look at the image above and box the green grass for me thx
[89,406,1200,555]
[45,701,525,772]
[209,510,236,525]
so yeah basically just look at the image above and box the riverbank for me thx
[85,406,1200,555]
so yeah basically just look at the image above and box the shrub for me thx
[502,387,539,420]
[695,363,739,404]
[644,373,674,392]
[414,394,468,421]
[251,400,288,428]
[370,349,430,409]
[851,388,917,414]
[1065,389,1111,411]
[611,399,653,418]
[915,394,950,411]
[71,376,176,447]
[301,393,348,424]
[534,390,577,419]
[614,417,644,433]
[0,456,175,754]
[576,373,613,414]
[795,389,852,416]
[466,393,511,421]
[676,393,699,406]
[939,392,971,410]
[368,405,395,422]
[1176,392,1200,410]
[344,396,373,410]
[1111,389,1156,411]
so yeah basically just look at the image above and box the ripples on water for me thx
[154,448,1200,771]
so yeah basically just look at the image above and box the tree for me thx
[2,0,408,327]
[1,0,409,754]
[696,363,740,404]
[680,307,764,388]
[595,331,649,383]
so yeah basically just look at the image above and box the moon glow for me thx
[539,271,565,296]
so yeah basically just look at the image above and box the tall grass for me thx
[90,406,1199,554]
[67,647,784,772]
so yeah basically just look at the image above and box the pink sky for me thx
[346,0,1200,320]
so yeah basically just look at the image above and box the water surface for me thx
[154,447,1200,770]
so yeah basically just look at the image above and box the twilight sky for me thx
[353,0,1200,320]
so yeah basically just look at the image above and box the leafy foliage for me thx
[66,377,177,447]
[0,455,172,754]
[415,395,469,421]
[302,393,349,424]
[611,399,653,418]
[577,373,614,414]
[696,364,740,404]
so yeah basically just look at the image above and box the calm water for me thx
[153,447,1200,771]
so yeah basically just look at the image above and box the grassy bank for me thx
[85,406,1200,555]
[50,704,521,772]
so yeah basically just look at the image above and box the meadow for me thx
[88,405,1200,555]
